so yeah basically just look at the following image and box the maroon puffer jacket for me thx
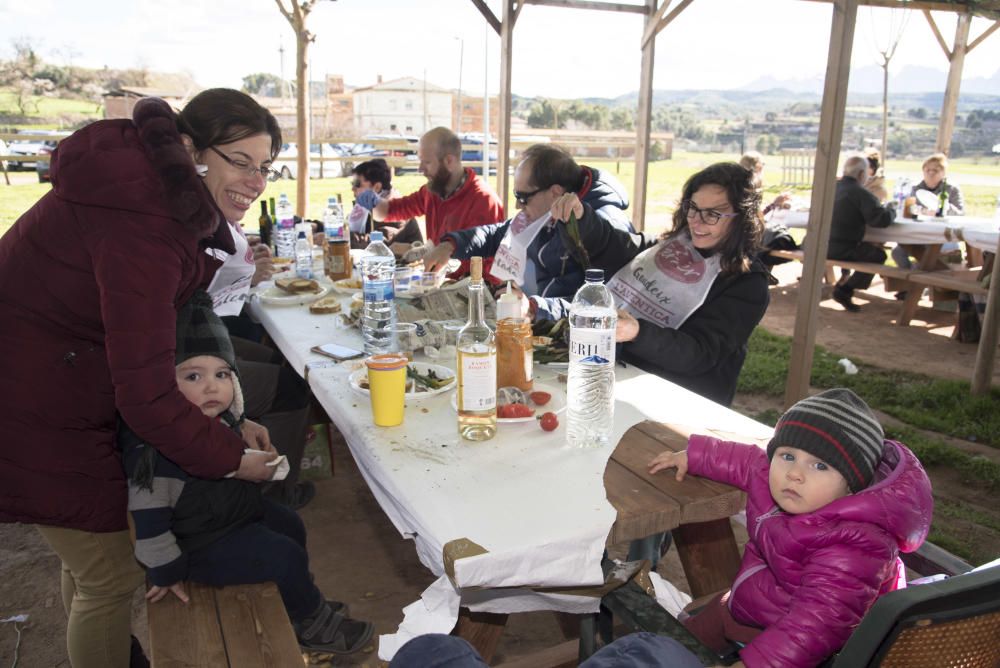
[0,99,245,532]
[687,435,932,668]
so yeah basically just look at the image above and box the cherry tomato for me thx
[539,412,559,431]
[529,391,552,406]
[507,403,534,418]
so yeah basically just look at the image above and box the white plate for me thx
[349,362,456,400]
[257,283,332,305]
[449,382,566,423]
[332,278,364,294]
[914,189,940,212]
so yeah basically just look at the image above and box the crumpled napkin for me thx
[225,449,290,481]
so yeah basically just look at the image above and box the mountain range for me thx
[740,64,999,96]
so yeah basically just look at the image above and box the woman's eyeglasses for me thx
[682,200,738,226]
[208,146,279,181]
[514,188,543,206]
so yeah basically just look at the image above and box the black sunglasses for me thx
[514,188,543,206]
[351,179,363,189]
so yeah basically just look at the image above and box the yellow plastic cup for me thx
[365,354,409,426]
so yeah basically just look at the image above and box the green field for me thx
[3,150,998,237]
[0,92,103,128]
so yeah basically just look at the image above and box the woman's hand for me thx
[423,242,455,272]
[648,449,689,479]
[390,242,412,258]
[241,419,276,454]
[146,582,189,604]
[771,192,792,210]
[250,241,275,287]
[233,450,278,482]
[616,309,639,342]
[550,193,583,223]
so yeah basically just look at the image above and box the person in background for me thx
[739,150,791,215]
[0,90,278,668]
[828,154,896,312]
[421,143,632,302]
[347,157,423,250]
[356,127,504,262]
[891,153,965,283]
[863,149,888,202]
[739,151,796,267]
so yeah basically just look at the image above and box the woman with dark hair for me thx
[0,89,282,667]
[347,157,423,250]
[541,162,770,407]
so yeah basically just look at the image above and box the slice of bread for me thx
[309,295,342,314]
[275,277,321,294]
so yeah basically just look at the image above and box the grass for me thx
[0,91,104,124]
[738,328,1000,448]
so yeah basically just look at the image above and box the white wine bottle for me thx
[457,257,497,441]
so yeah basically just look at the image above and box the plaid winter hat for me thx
[766,388,884,493]
[175,290,236,370]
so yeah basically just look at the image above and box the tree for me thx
[242,72,285,97]
[274,0,333,216]
[0,40,43,115]
[908,107,928,120]
[868,6,909,159]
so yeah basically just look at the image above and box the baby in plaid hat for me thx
[647,388,933,668]
[119,291,373,656]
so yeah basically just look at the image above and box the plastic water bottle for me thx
[323,197,345,241]
[361,231,397,354]
[274,193,296,258]
[566,269,617,449]
[294,230,313,279]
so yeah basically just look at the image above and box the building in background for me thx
[353,76,451,135]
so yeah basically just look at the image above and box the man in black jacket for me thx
[828,155,896,312]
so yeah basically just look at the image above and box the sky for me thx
[2,0,999,99]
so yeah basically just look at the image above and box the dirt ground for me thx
[2,261,998,667]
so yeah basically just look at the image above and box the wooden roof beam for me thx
[803,0,1000,12]
[522,0,649,14]
[967,19,1000,52]
[642,0,694,49]
[924,9,953,57]
[470,0,502,34]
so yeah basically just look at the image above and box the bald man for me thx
[828,154,896,312]
[365,127,504,256]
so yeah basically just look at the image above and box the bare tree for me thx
[869,6,909,160]
[273,0,334,216]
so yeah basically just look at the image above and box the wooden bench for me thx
[146,581,302,668]
[770,248,988,325]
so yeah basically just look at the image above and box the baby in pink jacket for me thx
[648,388,933,668]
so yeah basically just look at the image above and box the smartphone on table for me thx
[311,343,365,361]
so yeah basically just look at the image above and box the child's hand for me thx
[241,419,276,455]
[648,450,689,480]
[146,582,189,604]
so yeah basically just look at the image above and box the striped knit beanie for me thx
[175,290,236,370]
[766,388,884,492]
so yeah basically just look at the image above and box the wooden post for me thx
[497,0,515,206]
[632,0,657,233]
[972,238,1000,395]
[784,0,858,408]
[935,12,971,156]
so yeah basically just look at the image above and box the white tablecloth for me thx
[248,288,772,658]
[770,210,1000,252]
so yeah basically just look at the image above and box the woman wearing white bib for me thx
[539,162,770,408]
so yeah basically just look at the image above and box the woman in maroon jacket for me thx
[0,90,282,667]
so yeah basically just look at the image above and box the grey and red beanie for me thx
[766,388,884,493]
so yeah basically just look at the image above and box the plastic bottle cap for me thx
[497,282,520,320]
[371,231,384,242]
[297,231,306,239]
[585,269,605,283]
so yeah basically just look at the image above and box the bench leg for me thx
[579,613,597,663]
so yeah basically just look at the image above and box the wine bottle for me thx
[936,180,948,218]
[258,200,272,249]
[457,257,497,441]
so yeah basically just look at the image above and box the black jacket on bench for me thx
[829,176,894,258]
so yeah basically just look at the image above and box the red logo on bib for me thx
[653,239,704,284]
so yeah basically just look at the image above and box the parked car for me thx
[273,142,350,180]
[36,144,55,183]
[7,130,61,171]
[459,133,498,176]
[354,134,419,174]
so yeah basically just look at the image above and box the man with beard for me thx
[361,127,504,257]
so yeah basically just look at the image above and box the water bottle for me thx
[322,197,345,241]
[274,193,296,258]
[294,230,313,279]
[361,231,397,354]
[566,269,617,449]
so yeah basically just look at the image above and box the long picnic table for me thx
[248,282,770,662]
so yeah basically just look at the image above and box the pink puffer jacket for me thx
[687,435,932,668]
